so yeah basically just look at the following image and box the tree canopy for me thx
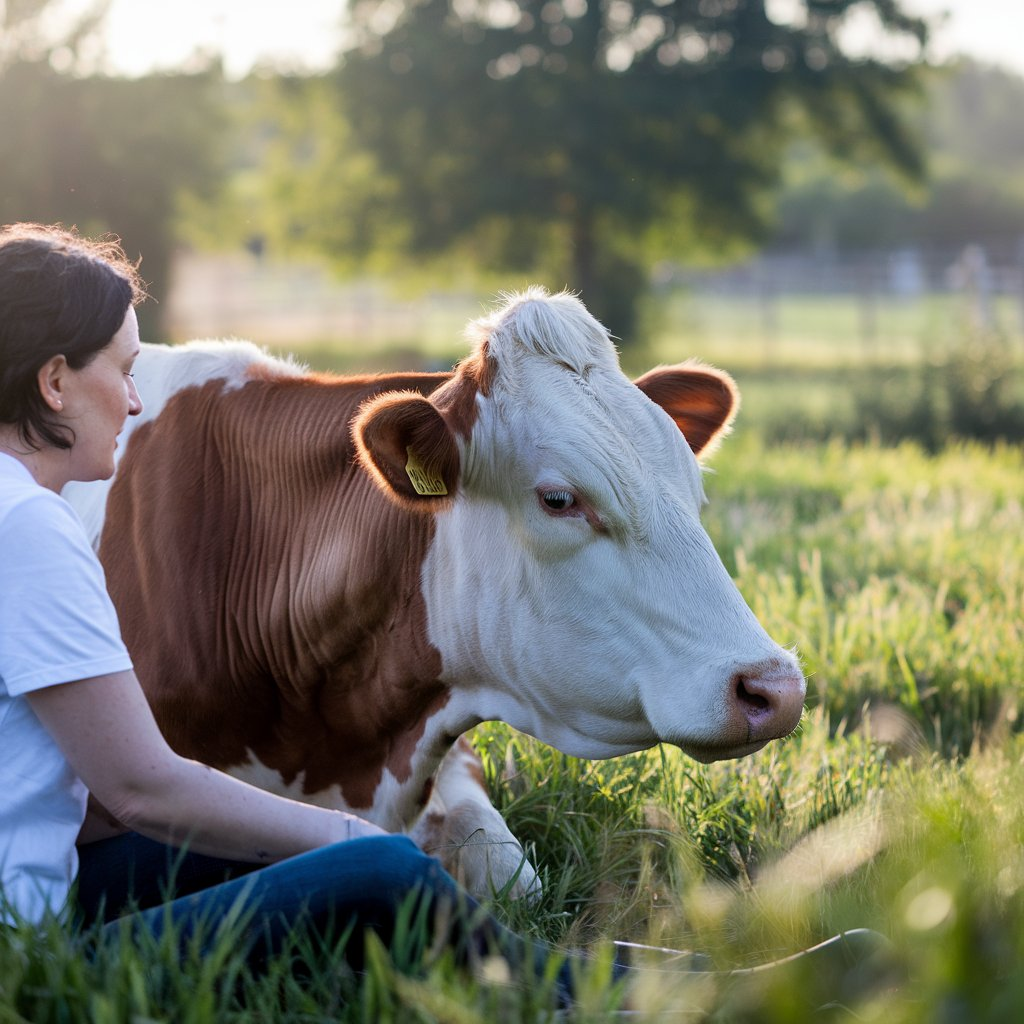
[334,0,932,337]
[774,59,1024,254]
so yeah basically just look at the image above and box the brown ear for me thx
[353,391,460,508]
[633,362,739,457]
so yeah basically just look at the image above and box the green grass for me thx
[5,436,1017,1022]
[5,306,1024,1020]
[265,289,1024,451]
[481,435,1023,1020]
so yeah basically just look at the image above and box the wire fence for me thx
[165,251,477,353]
[166,243,1024,359]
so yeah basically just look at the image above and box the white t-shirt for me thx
[0,453,132,925]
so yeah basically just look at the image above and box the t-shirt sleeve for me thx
[0,492,133,696]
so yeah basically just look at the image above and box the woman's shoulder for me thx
[0,473,108,613]
[0,461,90,549]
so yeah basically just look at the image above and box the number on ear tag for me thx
[405,447,448,496]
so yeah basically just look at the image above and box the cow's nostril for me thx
[736,676,771,711]
[731,660,806,742]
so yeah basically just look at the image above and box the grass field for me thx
[4,303,1023,1021]
[258,287,1024,450]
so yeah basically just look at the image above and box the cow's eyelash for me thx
[540,489,575,513]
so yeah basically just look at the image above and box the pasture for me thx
[3,304,1022,1022]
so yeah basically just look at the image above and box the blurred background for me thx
[2,0,1022,448]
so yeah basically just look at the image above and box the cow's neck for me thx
[105,371,460,815]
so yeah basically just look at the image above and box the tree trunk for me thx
[569,206,645,342]
[571,205,596,305]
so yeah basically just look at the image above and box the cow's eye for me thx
[540,489,575,512]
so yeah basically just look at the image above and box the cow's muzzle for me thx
[730,656,806,744]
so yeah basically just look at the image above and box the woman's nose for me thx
[128,377,143,416]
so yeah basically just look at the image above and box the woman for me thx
[0,222,589,1002]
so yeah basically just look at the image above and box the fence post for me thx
[858,264,878,355]
[755,260,777,356]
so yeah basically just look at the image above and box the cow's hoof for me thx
[412,800,542,902]
[443,827,542,902]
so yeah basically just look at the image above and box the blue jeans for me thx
[75,833,579,998]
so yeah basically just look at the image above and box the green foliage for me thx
[0,3,226,341]
[330,0,930,338]
[2,432,1023,1019]
[703,438,1024,752]
[775,59,1024,251]
[745,339,1024,451]
[926,60,1024,180]
[643,288,1024,451]
[179,74,410,278]
[851,329,1024,450]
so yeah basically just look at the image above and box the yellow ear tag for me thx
[405,447,448,496]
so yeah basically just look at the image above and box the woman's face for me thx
[63,306,143,482]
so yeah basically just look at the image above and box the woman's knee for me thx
[332,834,447,889]
[275,833,447,899]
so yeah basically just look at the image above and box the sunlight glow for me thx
[53,0,1024,80]
[89,0,345,78]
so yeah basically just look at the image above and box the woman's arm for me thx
[77,793,129,844]
[28,670,386,864]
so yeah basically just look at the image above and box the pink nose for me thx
[732,658,806,741]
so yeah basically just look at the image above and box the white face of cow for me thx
[355,289,805,763]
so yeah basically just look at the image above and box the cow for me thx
[64,288,805,899]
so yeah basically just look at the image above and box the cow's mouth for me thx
[680,738,771,764]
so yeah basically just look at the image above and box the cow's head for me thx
[354,288,804,763]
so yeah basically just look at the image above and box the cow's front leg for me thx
[408,736,541,901]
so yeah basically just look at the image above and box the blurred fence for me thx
[659,243,1024,357]
[164,251,478,351]
[166,244,1024,356]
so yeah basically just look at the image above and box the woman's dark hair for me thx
[0,222,146,451]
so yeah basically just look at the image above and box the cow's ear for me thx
[353,391,460,508]
[633,362,739,458]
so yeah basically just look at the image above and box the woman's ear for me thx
[36,354,69,412]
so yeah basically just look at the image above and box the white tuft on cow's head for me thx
[353,390,460,510]
[466,287,617,377]
[463,289,737,458]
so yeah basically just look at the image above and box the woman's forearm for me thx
[28,669,386,864]
[110,754,382,863]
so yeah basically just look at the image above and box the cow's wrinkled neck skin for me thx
[99,369,466,823]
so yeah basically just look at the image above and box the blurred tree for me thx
[334,0,931,338]
[927,60,1024,177]
[0,0,108,71]
[179,74,405,276]
[0,0,226,340]
[774,60,1024,254]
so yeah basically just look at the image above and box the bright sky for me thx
[97,1,345,77]
[69,0,1024,80]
